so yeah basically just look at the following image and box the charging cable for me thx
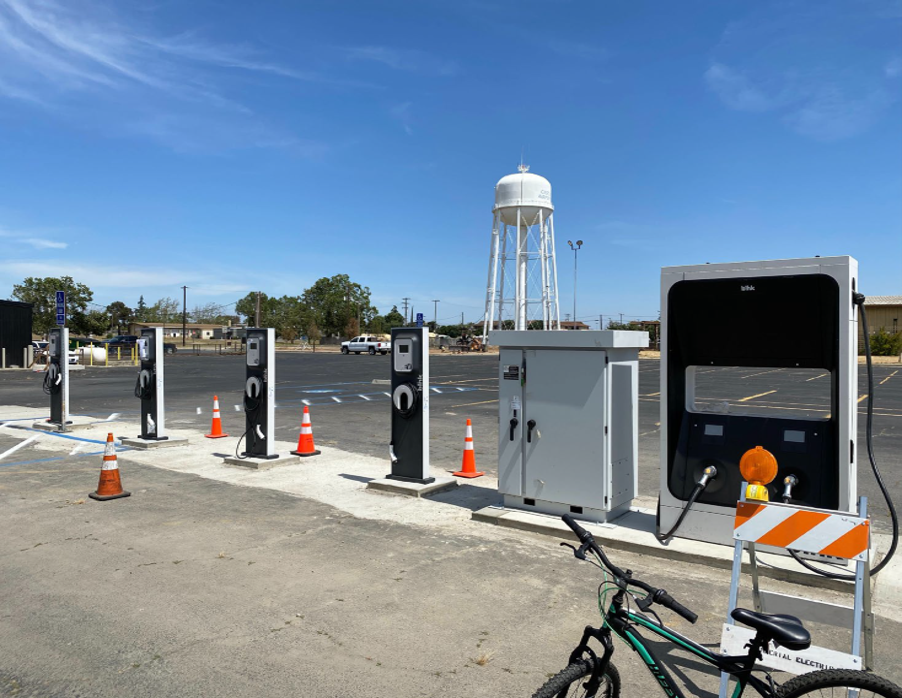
[788,293,898,578]
[657,465,718,543]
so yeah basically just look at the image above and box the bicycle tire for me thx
[780,669,902,698]
[531,658,620,698]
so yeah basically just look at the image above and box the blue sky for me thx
[0,0,899,326]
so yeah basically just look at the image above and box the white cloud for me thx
[886,56,902,78]
[19,238,67,249]
[0,0,339,154]
[704,63,783,112]
[341,46,458,76]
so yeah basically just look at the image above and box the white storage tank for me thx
[493,170,553,227]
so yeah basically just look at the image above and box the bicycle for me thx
[531,514,902,698]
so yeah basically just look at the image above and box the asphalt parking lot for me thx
[2,355,902,697]
[1,353,899,529]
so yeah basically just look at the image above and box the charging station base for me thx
[367,476,458,498]
[221,454,299,471]
[32,418,93,433]
[120,436,189,450]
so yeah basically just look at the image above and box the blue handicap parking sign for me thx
[416,313,424,327]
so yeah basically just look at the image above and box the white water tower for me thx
[483,165,561,340]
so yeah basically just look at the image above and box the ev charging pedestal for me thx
[32,327,86,433]
[366,327,458,498]
[658,256,859,547]
[121,327,188,450]
[223,328,298,470]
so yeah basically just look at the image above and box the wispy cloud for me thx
[341,46,458,76]
[390,102,414,135]
[0,0,340,153]
[0,227,68,249]
[705,5,899,141]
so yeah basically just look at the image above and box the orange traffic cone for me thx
[205,395,229,438]
[453,419,484,478]
[291,406,321,457]
[89,433,131,501]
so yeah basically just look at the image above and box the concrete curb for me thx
[472,505,877,594]
[367,476,459,498]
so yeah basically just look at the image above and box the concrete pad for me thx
[32,416,96,432]
[472,504,881,593]
[366,476,458,498]
[120,436,190,450]
[222,453,300,470]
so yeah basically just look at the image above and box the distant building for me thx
[560,320,590,330]
[129,322,220,340]
[859,296,902,352]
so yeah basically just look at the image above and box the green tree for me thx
[437,324,463,338]
[11,276,94,336]
[190,303,233,325]
[70,309,109,336]
[383,305,405,328]
[134,295,148,322]
[302,274,375,338]
[369,315,386,335]
[235,292,281,326]
[868,328,902,356]
[106,301,132,333]
[145,297,180,323]
[271,295,306,341]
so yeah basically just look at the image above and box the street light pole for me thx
[431,299,440,329]
[567,240,583,327]
[181,285,188,347]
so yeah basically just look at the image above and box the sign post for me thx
[55,290,66,326]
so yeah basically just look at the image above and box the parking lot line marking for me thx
[234,405,241,411]
[331,396,342,403]
[431,388,443,393]
[738,390,777,402]
[449,398,499,408]
[806,373,829,381]
[69,442,88,456]
[302,399,311,406]
[858,394,869,403]
[358,395,371,401]
[0,435,38,461]
[880,370,898,385]
[645,392,660,397]
[741,369,783,379]
[382,392,391,397]
[196,407,202,414]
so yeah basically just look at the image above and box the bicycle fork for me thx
[568,625,615,697]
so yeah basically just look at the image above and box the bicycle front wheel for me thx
[531,658,620,698]
[780,669,902,698]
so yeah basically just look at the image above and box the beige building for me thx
[129,322,221,340]
[858,296,901,352]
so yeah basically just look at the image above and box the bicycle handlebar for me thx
[561,514,697,624]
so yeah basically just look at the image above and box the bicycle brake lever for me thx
[559,542,588,560]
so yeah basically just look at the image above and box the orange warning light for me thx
[739,446,778,502]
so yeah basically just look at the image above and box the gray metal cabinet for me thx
[493,331,647,523]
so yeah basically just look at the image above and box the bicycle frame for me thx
[572,599,775,698]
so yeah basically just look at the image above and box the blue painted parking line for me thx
[0,449,110,469]
[2,425,130,447]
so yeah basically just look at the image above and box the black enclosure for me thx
[0,300,34,365]
[666,274,842,510]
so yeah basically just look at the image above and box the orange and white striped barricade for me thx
[718,489,872,697]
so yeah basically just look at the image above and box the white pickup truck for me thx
[340,335,391,355]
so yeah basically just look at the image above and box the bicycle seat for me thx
[731,608,811,651]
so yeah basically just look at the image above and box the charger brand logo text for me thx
[741,285,755,291]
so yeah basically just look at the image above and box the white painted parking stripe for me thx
[0,435,39,461]
[359,395,371,401]
[196,407,202,415]
[331,396,342,403]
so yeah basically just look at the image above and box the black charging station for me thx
[388,326,432,483]
[658,257,858,545]
[243,328,276,459]
[136,327,167,441]
[45,326,69,430]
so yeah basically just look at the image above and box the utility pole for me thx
[599,314,603,330]
[431,299,440,328]
[181,285,188,347]
[619,312,624,325]
[461,312,464,328]
[401,297,411,324]
[567,240,583,326]
[255,292,262,328]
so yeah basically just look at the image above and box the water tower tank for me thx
[493,169,553,227]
